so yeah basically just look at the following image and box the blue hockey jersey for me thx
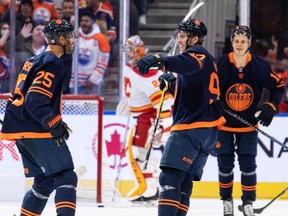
[163,46,226,131]
[217,52,284,131]
[1,51,65,140]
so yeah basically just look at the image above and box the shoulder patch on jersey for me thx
[189,53,205,69]
[22,61,33,72]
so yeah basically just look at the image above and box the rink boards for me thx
[0,114,287,201]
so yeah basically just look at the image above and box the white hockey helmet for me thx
[124,35,146,62]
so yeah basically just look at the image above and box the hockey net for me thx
[0,94,105,203]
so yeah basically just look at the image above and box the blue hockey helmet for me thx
[44,19,76,45]
[177,19,207,44]
[231,25,252,42]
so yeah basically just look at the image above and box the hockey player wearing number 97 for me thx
[215,26,284,216]
[117,35,174,202]
[0,19,78,216]
[137,19,226,216]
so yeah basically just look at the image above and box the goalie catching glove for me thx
[137,54,165,75]
[255,102,278,127]
[41,113,72,145]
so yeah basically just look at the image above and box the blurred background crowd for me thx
[0,0,287,113]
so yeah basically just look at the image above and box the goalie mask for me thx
[177,19,207,45]
[231,25,252,42]
[44,19,77,47]
[124,35,146,65]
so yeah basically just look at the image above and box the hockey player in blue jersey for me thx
[137,19,226,216]
[215,26,284,216]
[0,19,78,216]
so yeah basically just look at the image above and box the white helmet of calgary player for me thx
[124,35,147,66]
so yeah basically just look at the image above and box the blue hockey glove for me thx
[41,113,72,145]
[159,72,176,91]
[255,102,278,127]
[137,54,165,75]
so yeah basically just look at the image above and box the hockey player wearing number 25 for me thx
[0,19,78,216]
[137,19,226,216]
[215,26,284,216]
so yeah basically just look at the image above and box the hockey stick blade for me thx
[183,1,204,22]
[238,187,288,214]
[75,165,87,178]
[170,0,205,56]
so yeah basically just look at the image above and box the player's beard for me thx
[65,44,74,54]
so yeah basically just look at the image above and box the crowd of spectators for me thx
[0,0,148,95]
[252,36,288,113]
[0,0,287,113]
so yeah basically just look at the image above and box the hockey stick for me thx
[112,115,130,202]
[142,1,206,170]
[222,107,288,150]
[237,187,288,214]
[143,87,167,171]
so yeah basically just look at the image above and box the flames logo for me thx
[225,83,254,111]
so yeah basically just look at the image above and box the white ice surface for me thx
[0,198,287,216]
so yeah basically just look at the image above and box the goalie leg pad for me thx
[132,145,160,198]
[127,127,146,199]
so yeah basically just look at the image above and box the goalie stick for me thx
[238,187,288,214]
[112,115,130,202]
[222,107,288,150]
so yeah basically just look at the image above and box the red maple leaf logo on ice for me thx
[105,130,122,157]
[105,129,126,169]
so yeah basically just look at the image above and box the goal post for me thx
[61,95,104,204]
[0,94,104,204]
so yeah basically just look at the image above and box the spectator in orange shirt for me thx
[0,0,10,19]
[80,0,116,42]
[32,0,58,23]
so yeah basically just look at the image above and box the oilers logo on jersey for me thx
[78,48,93,66]
[34,8,51,23]
[226,83,253,111]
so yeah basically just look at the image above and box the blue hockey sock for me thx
[55,186,77,216]
[158,186,181,216]
[20,189,48,216]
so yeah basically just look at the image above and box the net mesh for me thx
[62,100,99,115]
[0,95,104,203]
